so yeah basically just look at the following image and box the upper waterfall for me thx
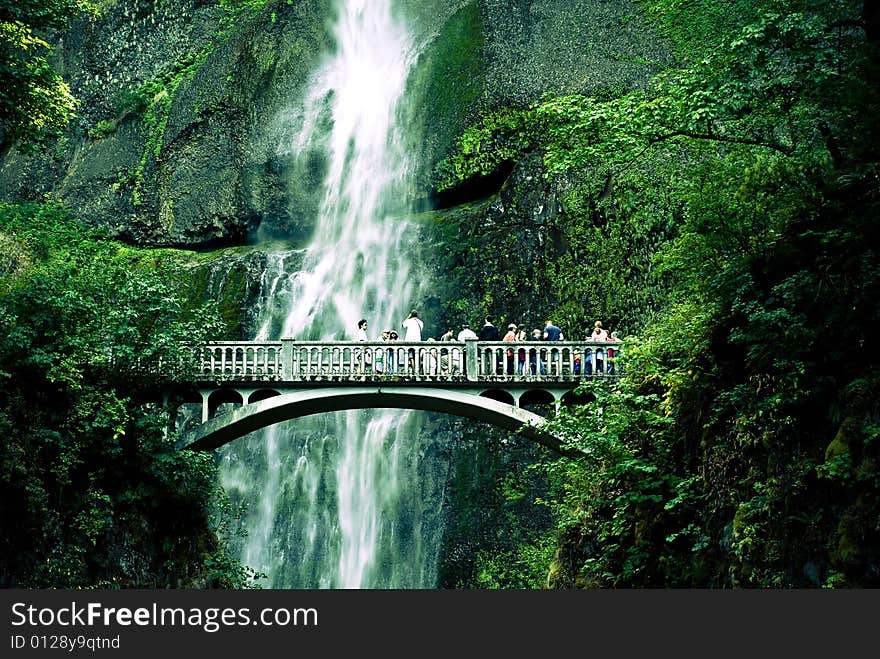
[270,0,420,342]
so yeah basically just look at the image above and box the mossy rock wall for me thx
[0,0,332,248]
[407,0,671,192]
[406,0,670,332]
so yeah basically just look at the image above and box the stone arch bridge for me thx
[164,339,621,456]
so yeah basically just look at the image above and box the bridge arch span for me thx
[182,387,577,457]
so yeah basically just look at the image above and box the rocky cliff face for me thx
[409,1,669,333]
[0,0,665,252]
[409,0,669,193]
[0,0,332,247]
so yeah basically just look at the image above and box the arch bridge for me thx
[163,339,621,456]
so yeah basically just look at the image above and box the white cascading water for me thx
[217,0,445,588]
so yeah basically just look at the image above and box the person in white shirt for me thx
[456,323,477,373]
[590,321,609,374]
[456,323,477,341]
[356,319,369,342]
[401,310,423,372]
[355,319,369,374]
[402,310,423,341]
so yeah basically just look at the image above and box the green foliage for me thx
[434,108,541,191]
[0,0,95,149]
[436,0,880,588]
[87,118,117,140]
[474,534,556,589]
[218,0,271,18]
[0,201,254,587]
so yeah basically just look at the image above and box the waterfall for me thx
[217,0,444,588]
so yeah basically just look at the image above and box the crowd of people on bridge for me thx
[352,311,622,377]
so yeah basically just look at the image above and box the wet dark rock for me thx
[0,0,331,248]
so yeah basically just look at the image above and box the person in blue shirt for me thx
[541,320,562,375]
[479,316,501,373]
[542,319,562,341]
[478,315,500,341]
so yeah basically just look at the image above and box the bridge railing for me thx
[196,342,285,379]
[181,339,621,383]
[473,341,620,379]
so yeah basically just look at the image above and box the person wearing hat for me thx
[387,329,399,373]
[375,329,390,374]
